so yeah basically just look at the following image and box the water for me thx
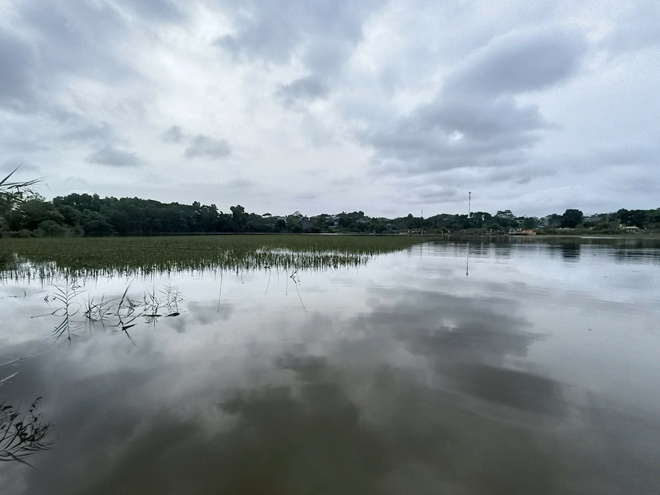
[1,238,659,494]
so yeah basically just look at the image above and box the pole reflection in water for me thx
[466,241,469,276]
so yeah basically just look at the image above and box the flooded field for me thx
[1,236,659,494]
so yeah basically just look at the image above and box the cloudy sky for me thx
[1,1,658,218]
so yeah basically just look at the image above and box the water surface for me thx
[1,238,659,494]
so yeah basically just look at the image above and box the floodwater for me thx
[1,238,659,494]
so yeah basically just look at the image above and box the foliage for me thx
[1,183,658,237]
[615,208,660,229]
[560,209,584,228]
[0,167,42,233]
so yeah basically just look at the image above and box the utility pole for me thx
[468,191,471,218]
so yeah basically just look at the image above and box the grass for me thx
[0,234,441,279]
[2,234,443,344]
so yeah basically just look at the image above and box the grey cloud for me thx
[401,185,460,205]
[224,178,255,189]
[362,96,545,175]
[161,125,186,143]
[215,0,383,99]
[62,121,114,143]
[414,96,548,141]
[1,160,41,176]
[162,127,232,159]
[388,163,556,211]
[277,76,329,105]
[445,27,587,97]
[120,0,185,22]
[0,28,38,110]
[17,1,134,84]
[540,143,660,178]
[590,142,660,167]
[46,105,90,124]
[293,192,316,201]
[215,1,373,61]
[0,131,52,153]
[1,0,184,119]
[216,9,300,64]
[328,175,359,188]
[86,146,141,167]
[185,135,231,159]
[358,27,587,179]
[603,3,660,53]
[485,166,545,185]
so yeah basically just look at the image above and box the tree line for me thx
[1,191,659,237]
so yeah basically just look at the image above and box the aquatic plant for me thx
[0,234,440,281]
[0,397,53,466]
[39,281,185,344]
[34,278,82,343]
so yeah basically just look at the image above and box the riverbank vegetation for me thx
[1,187,659,238]
[0,234,443,278]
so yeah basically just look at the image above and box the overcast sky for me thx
[1,1,658,218]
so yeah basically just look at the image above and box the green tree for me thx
[36,220,69,237]
[560,209,584,228]
[617,209,648,228]
[546,214,561,228]
[230,205,247,232]
[195,203,219,232]
[285,212,303,232]
[80,210,113,236]
[13,197,65,231]
[494,210,518,229]
[521,217,539,229]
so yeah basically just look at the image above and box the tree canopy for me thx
[1,187,659,238]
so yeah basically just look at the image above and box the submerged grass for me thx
[0,234,440,280]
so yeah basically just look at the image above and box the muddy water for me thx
[1,238,659,494]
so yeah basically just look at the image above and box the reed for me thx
[0,234,439,280]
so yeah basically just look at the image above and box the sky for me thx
[1,1,659,218]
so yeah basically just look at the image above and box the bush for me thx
[39,220,68,237]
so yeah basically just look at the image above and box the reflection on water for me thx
[1,238,660,494]
[0,398,52,466]
[560,241,581,260]
[34,280,186,344]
